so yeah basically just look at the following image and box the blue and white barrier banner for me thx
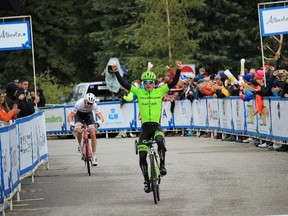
[257,98,271,139]
[0,151,2,204]
[231,98,245,133]
[18,116,34,176]
[0,112,48,205]
[40,98,288,142]
[207,98,220,130]
[160,101,173,128]
[270,98,288,141]
[0,126,14,196]
[43,106,67,133]
[64,106,73,132]
[192,99,207,128]
[219,99,232,132]
[245,100,258,136]
[98,102,135,130]
[9,123,19,196]
[37,114,48,161]
[174,100,192,128]
[0,123,20,197]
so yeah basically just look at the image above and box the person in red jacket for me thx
[0,90,20,126]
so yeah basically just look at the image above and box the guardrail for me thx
[41,97,287,143]
[0,112,48,215]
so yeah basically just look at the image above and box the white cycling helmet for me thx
[84,93,96,103]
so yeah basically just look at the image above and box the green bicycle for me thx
[135,139,161,204]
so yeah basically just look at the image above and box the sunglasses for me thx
[87,102,93,105]
[143,80,154,85]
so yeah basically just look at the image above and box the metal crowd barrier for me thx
[0,112,48,215]
[41,97,287,142]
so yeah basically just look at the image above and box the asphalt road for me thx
[5,135,288,216]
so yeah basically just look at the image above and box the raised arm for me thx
[112,64,132,91]
[168,60,182,89]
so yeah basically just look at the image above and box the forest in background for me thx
[0,0,287,103]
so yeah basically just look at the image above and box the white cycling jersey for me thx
[71,98,101,114]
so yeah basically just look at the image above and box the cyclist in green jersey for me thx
[112,61,182,193]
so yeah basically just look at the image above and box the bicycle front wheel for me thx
[84,139,91,176]
[149,155,157,204]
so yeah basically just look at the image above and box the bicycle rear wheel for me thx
[149,155,157,204]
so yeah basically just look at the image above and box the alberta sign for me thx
[0,21,31,51]
[259,6,288,36]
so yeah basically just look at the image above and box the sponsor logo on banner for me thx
[45,116,63,123]
[108,107,118,120]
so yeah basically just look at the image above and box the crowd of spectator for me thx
[0,78,46,126]
[117,63,288,149]
[157,65,288,103]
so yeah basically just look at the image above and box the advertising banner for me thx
[257,99,271,138]
[0,127,12,196]
[98,102,134,130]
[18,119,33,176]
[245,100,258,135]
[259,6,288,36]
[270,98,288,140]
[0,21,31,51]
[207,98,219,129]
[173,100,192,127]
[9,124,19,194]
[159,101,173,129]
[219,99,232,132]
[231,98,245,133]
[192,99,207,128]
[37,113,48,161]
[43,106,67,133]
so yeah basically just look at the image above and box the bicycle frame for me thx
[147,140,161,204]
[82,126,92,160]
[76,124,93,176]
[135,139,161,204]
[147,142,160,182]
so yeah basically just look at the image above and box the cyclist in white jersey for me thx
[68,93,104,166]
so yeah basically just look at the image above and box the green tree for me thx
[126,0,205,78]
[36,69,75,104]
[88,0,139,78]
[191,0,264,74]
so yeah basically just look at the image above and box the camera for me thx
[107,65,113,74]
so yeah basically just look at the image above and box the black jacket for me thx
[15,89,35,118]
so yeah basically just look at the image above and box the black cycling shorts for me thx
[74,111,95,125]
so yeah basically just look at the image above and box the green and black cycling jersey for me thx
[115,69,181,124]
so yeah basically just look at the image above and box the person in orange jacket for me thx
[0,90,20,126]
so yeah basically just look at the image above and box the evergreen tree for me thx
[191,0,263,74]
[126,0,205,78]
